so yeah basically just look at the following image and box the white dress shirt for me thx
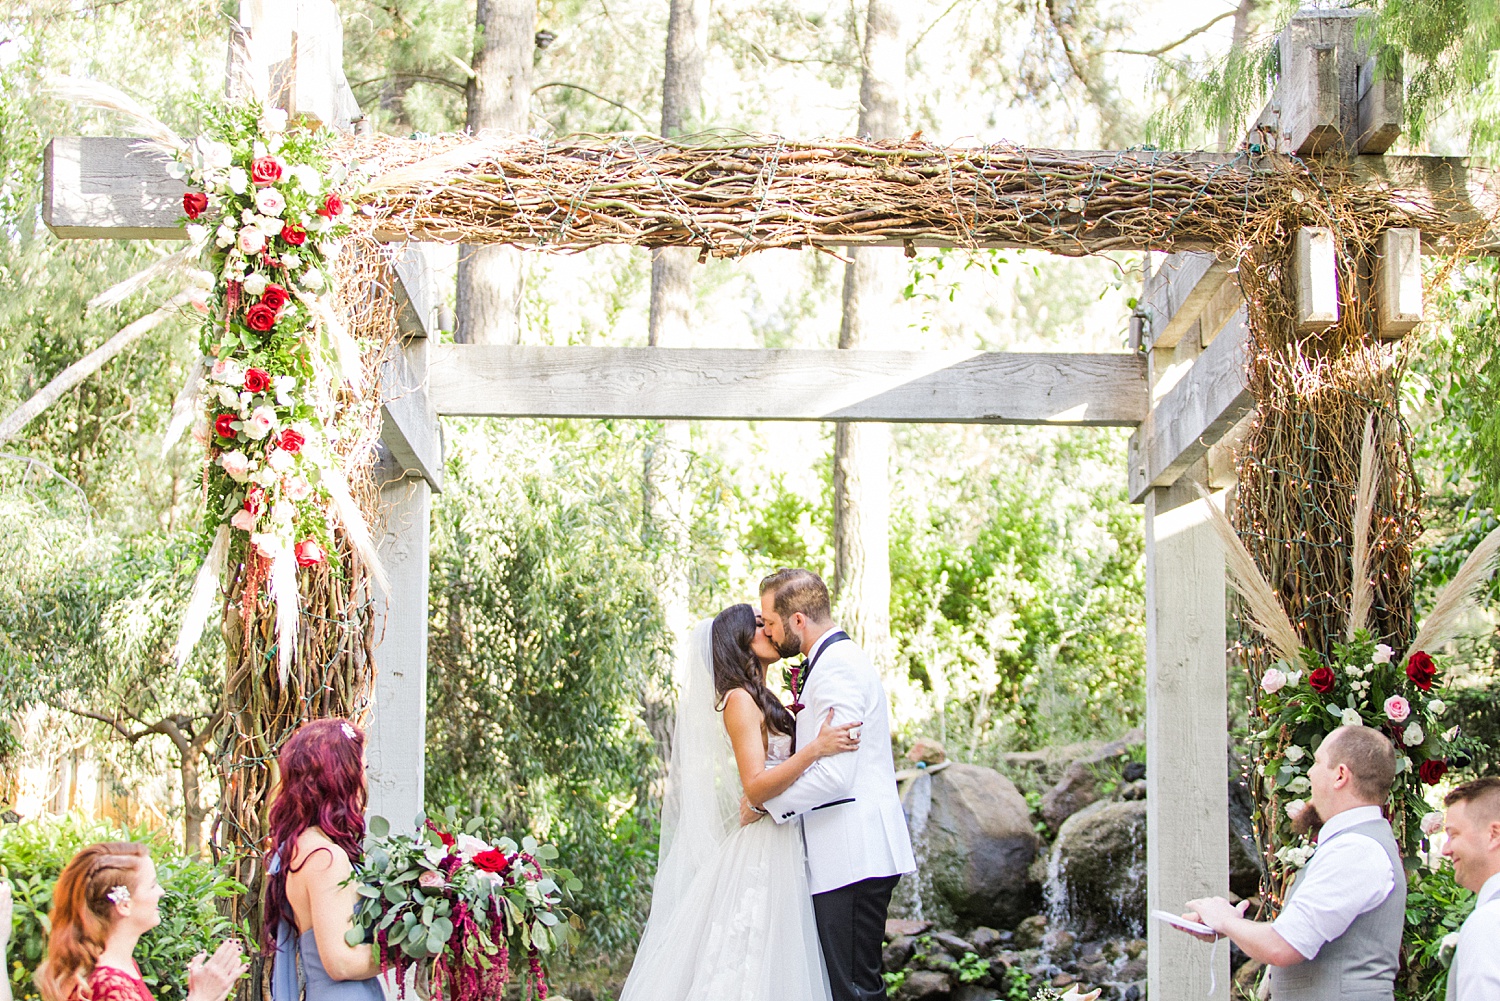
[1450,871,1500,1000]
[1272,805,1396,960]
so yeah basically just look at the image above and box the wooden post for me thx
[1295,226,1339,330]
[1144,471,1231,999]
[1376,228,1423,337]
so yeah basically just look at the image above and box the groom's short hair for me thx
[760,568,832,623]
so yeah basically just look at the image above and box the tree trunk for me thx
[643,0,710,754]
[833,0,906,677]
[457,0,533,345]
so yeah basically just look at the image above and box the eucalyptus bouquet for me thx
[346,809,581,1001]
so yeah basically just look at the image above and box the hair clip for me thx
[107,885,131,907]
[341,722,356,739]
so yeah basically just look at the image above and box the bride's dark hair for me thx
[712,603,795,737]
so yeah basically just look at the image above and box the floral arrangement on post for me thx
[1197,415,1500,889]
[345,810,581,1001]
[166,100,388,680]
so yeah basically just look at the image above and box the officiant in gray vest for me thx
[1182,725,1406,1001]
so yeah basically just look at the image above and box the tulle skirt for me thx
[620,816,832,1001]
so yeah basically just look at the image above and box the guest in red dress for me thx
[34,842,246,1001]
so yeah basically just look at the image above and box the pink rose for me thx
[1383,695,1411,723]
[294,539,325,567]
[230,508,258,532]
[417,871,446,889]
[237,226,267,255]
[220,451,252,482]
[284,477,312,501]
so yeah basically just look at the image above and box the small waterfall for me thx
[891,769,934,920]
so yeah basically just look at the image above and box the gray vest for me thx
[1271,818,1407,1001]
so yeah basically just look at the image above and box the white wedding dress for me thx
[620,622,832,1001]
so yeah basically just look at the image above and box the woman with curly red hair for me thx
[263,719,382,1001]
[35,842,244,1001]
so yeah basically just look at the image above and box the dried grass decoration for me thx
[1196,418,1500,891]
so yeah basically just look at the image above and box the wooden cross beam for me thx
[428,345,1147,426]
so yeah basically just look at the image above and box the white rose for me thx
[215,223,235,248]
[259,107,288,134]
[243,405,277,440]
[186,223,208,244]
[454,834,490,859]
[1420,811,1444,836]
[1284,745,1306,763]
[1429,699,1447,717]
[237,226,266,255]
[266,448,293,473]
[186,269,215,290]
[253,465,279,487]
[1287,776,1311,794]
[197,137,233,170]
[282,252,302,271]
[1372,643,1394,664]
[268,134,285,155]
[1341,708,1364,727]
[220,450,252,482]
[300,266,325,290]
[256,214,284,237]
[271,500,295,525]
[1261,668,1287,694]
[255,188,286,217]
[242,272,269,297]
[284,476,312,501]
[274,375,297,406]
[317,239,342,262]
[211,356,242,384]
[423,846,448,867]
[1346,664,1363,678]
[1285,798,1306,820]
[227,166,249,195]
[1403,722,1425,747]
[1285,670,1303,688]
[290,164,322,193]
[1396,754,1411,773]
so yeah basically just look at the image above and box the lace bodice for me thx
[766,732,792,768]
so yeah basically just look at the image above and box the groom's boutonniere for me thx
[786,655,808,714]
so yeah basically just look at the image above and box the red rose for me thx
[472,849,511,874]
[250,156,283,186]
[260,285,290,313]
[244,486,266,515]
[243,368,271,393]
[183,192,209,219]
[279,223,306,246]
[245,303,278,332]
[424,819,456,848]
[318,193,343,219]
[1308,666,1336,694]
[1406,651,1437,691]
[294,539,325,568]
[214,413,237,439]
[1419,758,1448,785]
[278,427,305,454]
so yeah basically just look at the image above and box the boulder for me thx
[1228,770,1267,899]
[885,936,918,973]
[895,970,952,1001]
[952,987,994,1001]
[1039,730,1144,829]
[1013,915,1048,950]
[907,738,948,765]
[931,931,977,957]
[1049,800,1148,940]
[906,762,1043,929]
[968,927,1002,954]
[888,918,933,940]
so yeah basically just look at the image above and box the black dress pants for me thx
[811,874,900,1001]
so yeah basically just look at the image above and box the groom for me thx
[751,568,916,1001]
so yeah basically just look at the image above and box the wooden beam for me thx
[1278,10,1365,156]
[389,244,441,339]
[1357,54,1403,154]
[1376,228,1422,337]
[43,137,188,241]
[43,135,1500,254]
[1129,309,1253,502]
[379,339,442,491]
[428,345,1147,426]
[1294,226,1339,330]
[1143,252,1231,351]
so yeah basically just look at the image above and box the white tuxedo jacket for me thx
[762,631,916,895]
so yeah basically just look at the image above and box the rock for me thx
[1077,960,1113,983]
[907,763,1043,929]
[907,738,948,765]
[952,987,994,1001]
[931,931,977,957]
[1014,915,1048,950]
[1117,957,1147,981]
[1123,985,1143,1001]
[888,918,934,940]
[1122,761,1146,782]
[1228,769,1267,899]
[1233,958,1265,993]
[917,950,962,977]
[1120,779,1146,801]
[1042,929,1076,961]
[1039,731,1144,829]
[1125,939,1148,960]
[969,927,1002,953]
[1051,972,1077,988]
[896,970,952,1001]
[885,936,917,972]
[1079,952,1104,965]
[1049,801,1148,940]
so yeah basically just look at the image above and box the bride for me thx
[620,603,862,1001]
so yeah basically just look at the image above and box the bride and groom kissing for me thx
[620,568,916,1001]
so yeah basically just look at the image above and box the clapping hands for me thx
[186,940,248,1001]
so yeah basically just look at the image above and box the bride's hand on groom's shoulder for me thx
[808,708,862,759]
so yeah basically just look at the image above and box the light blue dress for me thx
[267,851,385,1001]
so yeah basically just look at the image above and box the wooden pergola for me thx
[41,3,1500,997]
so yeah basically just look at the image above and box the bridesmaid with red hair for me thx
[263,719,382,1001]
[34,841,245,1001]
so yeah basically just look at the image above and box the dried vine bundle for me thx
[345,133,1485,258]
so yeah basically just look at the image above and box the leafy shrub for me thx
[1399,864,1476,1001]
[1,815,245,1001]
